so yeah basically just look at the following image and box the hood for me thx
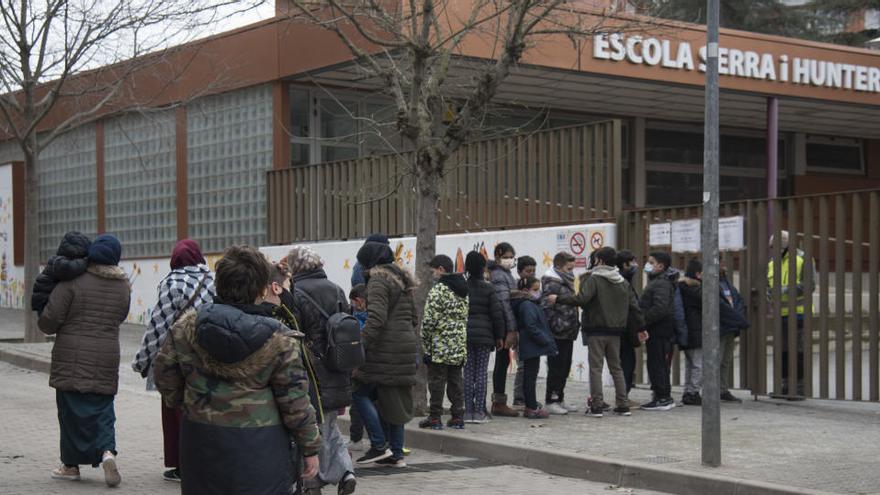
[588,265,625,284]
[542,267,575,287]
[357,241,395,270]
[86,264,129,281]
[369,263,416,293]
[439,273,468,298]
[170,239,206,270]
[649,267,680,282]
[57,231,91,259]
[187,303,286,379]
[510,290,530,311]
[292,267,328,283]
[171,264,212,277]
[681,276,701,287]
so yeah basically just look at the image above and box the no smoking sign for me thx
[569,232,586,255]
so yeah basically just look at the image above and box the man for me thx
[550,247,642,418]
[639,252,679,411]
[541,252,580,415]
[719,265,749,403]
[419,255,469,430]
[767,231,815,399]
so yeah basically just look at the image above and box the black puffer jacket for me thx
[290,268,352,411]
[640,268,680,340]
[31,232,91,314]
[466,278,505,348]
[541,269,580,341]
[678,277,703,349]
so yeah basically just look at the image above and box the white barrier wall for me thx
[262,223,618,384]
[0,163,24,309]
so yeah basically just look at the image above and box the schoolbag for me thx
[295,288,365,372]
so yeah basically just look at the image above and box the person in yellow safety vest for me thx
[767,230,816,400]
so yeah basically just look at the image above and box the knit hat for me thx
[286,245,324,274]
[170,239,206,269]
[357,241,395,271]
[365,233,389,244]
[88,234,122,266]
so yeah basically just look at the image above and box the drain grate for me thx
[357,459,501,477]
[636,456,682,465]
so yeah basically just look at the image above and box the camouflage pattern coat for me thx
[154,303,320,495]
[422,274,469,366]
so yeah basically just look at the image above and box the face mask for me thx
[643,263,655,275]
[279,288,296,309]
[623,265,638,278]
[530,291,542,302]
[500,258,516,270]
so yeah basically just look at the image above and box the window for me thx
[805,135,864,174]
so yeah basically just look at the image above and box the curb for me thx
[0,348,836,495]
[335,416,837,495]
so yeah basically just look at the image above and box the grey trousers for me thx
[684,348,703,395]
[720,333,737,394]
[303,411,354,488]
[586,335,627,408]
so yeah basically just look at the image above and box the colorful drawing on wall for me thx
[454,247,464,273]
[542,251,552,267]
[343,258,350,270]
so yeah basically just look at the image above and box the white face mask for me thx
[500,258,516,270]
[644,262,655,274]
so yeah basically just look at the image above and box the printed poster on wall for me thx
[671,219,701,253]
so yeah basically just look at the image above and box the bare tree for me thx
[0,0,266,342]
[283,0,641,411]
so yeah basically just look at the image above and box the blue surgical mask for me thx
[530,291,542,302]
[643,263,655,274]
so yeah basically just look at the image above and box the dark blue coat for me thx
[512,296,558,360]
[719,278,749,335]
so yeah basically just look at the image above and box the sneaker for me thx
[641,398,675,411]
[446,416,465,429]
[613,406,632,416]
[586,407,604,418]
[720,392,743,403]
[374,456,407,468]
[101,451,121,487]
[471,412,490,424]
[463,412,476,424]
[562,402,579,412]
[402,447,412,456]
[51,465,80,481]
[418,417,443,430]
[512,399,526,410]
[163,468,181,482]
[587,396,611,412]
[681,393,703,406]
[356,447,392,464]
[546,402,569,415]
[348,439,367,452]
[338,472,356,495]
[523,407,550,419]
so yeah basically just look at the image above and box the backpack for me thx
[295,289,365,372]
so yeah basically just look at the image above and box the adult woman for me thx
[351,239,418,467]
[38,234,131,487]
[154,245,321,494]
[132,239,216,482]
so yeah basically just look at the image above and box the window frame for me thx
[804,134,865,176]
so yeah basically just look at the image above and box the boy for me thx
[639,252,680,411]
[541,252,580,415]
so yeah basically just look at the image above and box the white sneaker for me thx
[546,402,569,415]
[562,402,579,412]
[348,439,367,452]
[101,452,121,487]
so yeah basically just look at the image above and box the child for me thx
[420,255,469,430]
[511,276,557,419]
[31,231,91,315]
[349,283,368,328]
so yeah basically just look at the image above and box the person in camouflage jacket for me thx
[154,246,320,495]
[420,255,470,430]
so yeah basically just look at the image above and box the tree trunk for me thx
[411,167,441,416]
[23,143,44,343]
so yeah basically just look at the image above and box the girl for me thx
[510,277,558,419]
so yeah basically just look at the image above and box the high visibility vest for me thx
[767,251,807,317]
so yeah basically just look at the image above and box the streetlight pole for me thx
[701,0,722,468]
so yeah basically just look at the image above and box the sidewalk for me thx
[2,308,877,494]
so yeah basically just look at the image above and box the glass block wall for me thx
[187,84,272,253]
[38,125,97,260]
[104,111,177,258]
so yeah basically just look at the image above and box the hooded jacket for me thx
[31,232,91,314]
[640,267,681,339]
[557,265,642,343]
[541,268,579,341]
[487,260,517,333]
[466,277,505,348]
[357,263,419,386]
[38,263,131,395]
[290,268,352,411]
[511,292,557,361]
[678,277,703,349]
[153,303,320,495]
[422,274,469,366]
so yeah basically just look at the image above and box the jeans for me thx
[646,336,673,400]
[683,348,703,395]
[349,404,364,443]
[546,339,574,404]
[586,335,627,408]
[464,344,492,416]
[427,363,464,418]
[303,411,354,488]
[620,343,636,394]
[720,333,737,394]
[493,347,513,396]
[352,383,404,458]
[522,357,540,410]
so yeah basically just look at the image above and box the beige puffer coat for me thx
[38,264,131,395]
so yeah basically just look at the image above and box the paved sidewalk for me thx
[2,308,878,494]
[0,361,668,495]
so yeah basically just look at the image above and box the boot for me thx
[491,393,519,417]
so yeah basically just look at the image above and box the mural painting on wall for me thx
[0,165,24,310]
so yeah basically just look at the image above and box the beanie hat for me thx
[88,234,122,266]
[170,239,206,269]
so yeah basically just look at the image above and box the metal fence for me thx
[267,120,623,244]
[618,189,880,402]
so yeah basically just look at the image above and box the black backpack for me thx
[295,289,365,372]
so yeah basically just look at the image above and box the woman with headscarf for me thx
[132,239,216,483]
[38,234,131,487]
[350,239,418,468]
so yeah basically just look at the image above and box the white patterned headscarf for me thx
[286,245,324,274]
